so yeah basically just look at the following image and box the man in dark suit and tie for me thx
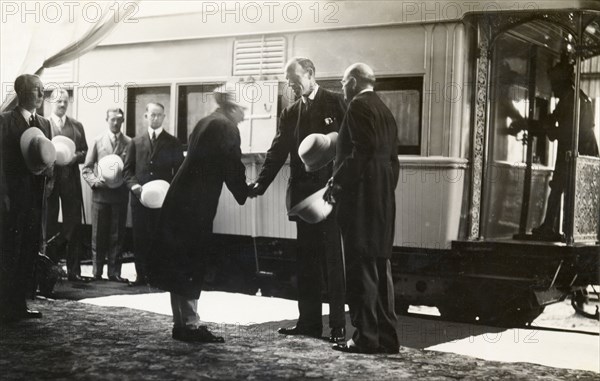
[46,89,88,282]
[0,74,53,321]
[327,63,401,354]
[248,58,347,344]
[123,102,184,286]
[82,108,131,282]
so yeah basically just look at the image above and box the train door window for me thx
[125,86,171,137]
[177,84,221,146]
[319,77,423,155]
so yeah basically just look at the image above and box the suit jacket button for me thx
[150,172,154,176]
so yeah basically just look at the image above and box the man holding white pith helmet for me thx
[46,88,88,282]
[82,108,131,282]
[248,57,347,344]
[123,102,184,287]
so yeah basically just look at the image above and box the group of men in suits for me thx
[249,58,401,354]
[0,61,401,354]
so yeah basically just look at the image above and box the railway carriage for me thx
[37,1,600,325]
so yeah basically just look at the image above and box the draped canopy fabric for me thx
[0,1,139,112]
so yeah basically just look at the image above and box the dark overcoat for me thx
[149,110,248,298]
[332,91,400,259]
[0,109,51,311]
[256,87,346,215]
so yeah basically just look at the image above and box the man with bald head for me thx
[326,63,401,353]
[46,88,88,282]
[248,58,347,343]
[0,74,52,321]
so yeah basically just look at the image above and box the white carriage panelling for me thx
[213,156,296,239]
[394,157,467,249]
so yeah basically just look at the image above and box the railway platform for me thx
[0,278,598,380]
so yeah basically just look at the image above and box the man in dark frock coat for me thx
[149,87,249,343]
[327,63,401,354]
[0,74,53,321]
[123,102,184,285]
[248,57,347,344]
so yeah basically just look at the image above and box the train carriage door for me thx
[481,20,557,240]
[480,13,600,244]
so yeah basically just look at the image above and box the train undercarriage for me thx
[392,240,600,326]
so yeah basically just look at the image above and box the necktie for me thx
[111,134,117,150]
[57,118,63,132]
[29,115,36,127]
[151,131,157,148]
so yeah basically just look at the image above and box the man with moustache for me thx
[123,102,184,286]
[46,89,88,282]
[327,63,401,354]
[0,74,53,321]
[82,108,131,282]
[248,58,347,344]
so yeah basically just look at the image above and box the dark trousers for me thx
[345,255,399,351]
[295,217,346,330]
[131,199,161,282]
[0,206,41,316]
[47,174,82,276]
[91,201,127,278]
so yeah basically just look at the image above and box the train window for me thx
[125,86,171,138]
[177,84,221,146]
[319,77,423,155]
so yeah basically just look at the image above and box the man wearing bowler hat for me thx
[0,74,53,321]
[123,102,184,286]
[82,108,131,282]
[248,57,347,343]
[46,89,88,282]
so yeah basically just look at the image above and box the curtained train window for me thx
[125,86,171,138]
[319,77,423,155]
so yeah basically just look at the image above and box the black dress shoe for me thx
[332,340,378,354]
[22,309,42,319]
[172,326,225,343]
[378,346,400,354]
[109,276,129,283]
[128,279,148,287]
[277,325,321,338]
[329,327,346,344]
[68,275,85,282]
[92,275,103,281]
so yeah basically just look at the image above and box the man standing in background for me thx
[123,102,184,286]
[82,108,131,282]
[0,74,53,321]
[46,89,88,282]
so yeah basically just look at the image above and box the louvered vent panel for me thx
[233,37,285,76]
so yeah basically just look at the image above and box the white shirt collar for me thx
[111,131,121,139]
[51,113,66,126]
[358,88,374,95]
[148,127,163,139]
[19,107,35,123]
[302,85,319,103]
